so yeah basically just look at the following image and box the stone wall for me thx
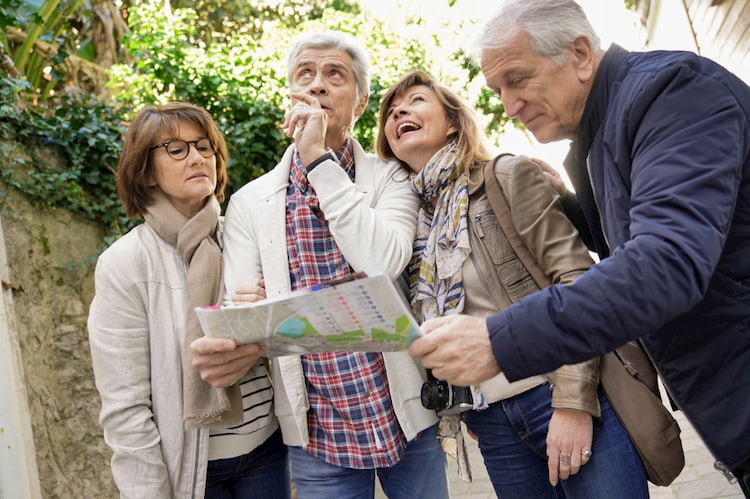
[1,179,117,497]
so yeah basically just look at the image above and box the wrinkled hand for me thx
[233,279,267,303]
[190,337,266,388]
[531,157,567,197]
[546,408,593,486]
[283,92,328,164]
[409,314,500,386]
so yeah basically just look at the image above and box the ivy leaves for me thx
[0,87,131,233]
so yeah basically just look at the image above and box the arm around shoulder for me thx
[496,155,594,286]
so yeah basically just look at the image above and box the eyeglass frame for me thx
[150,138,216,161]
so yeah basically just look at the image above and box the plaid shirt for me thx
[285,140,406,469]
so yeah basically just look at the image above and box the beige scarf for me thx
[144,190,243,429]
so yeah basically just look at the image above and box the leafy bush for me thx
[108,4,292,199]
[1,0,511,240]
[0,76,131,234]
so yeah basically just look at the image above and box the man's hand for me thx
[232,279,267,303]
[531,157,567,196]
[283,92,328,164]
[408,314,501,386]
[190,337,266,388]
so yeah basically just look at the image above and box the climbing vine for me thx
[0,77,130,233]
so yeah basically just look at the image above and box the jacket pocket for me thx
[472,201,540,303]
[501,265,538,302]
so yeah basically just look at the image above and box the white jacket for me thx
[88,222,274,498]
[223,140,438,446]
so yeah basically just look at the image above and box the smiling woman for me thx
[383,85,457,172]
[375,70,649,498]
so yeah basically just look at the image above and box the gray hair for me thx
[479,0,603,67]
[286,31,372,99]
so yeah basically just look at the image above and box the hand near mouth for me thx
[284,92,329,165]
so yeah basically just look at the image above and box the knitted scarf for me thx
[144,190,243,429]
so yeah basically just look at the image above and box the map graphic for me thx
[195,273,422,356]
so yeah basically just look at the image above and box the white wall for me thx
[643,0,699,51]
[0,216,42,499]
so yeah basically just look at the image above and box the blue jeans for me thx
[465,383,648,499]
[289,423,448,498]
[205,428,290,499]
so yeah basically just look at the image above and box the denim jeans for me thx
[288,423,448,499]
[204,428,290,499]
[465,383,648,499]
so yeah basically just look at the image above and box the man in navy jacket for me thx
[409,0,750,493]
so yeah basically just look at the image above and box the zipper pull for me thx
[475,214,485,238]
[714,460,738,483]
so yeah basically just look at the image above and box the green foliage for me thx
[1,0,513,239]
[108,3,293,197]
[4,0,88,100]
[0,76,131,233]
[170,0,332,43]
[107,1,439,192]
[0,0,24,32]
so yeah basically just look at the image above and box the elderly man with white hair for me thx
[191,30,448,499]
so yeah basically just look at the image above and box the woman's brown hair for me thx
[116,101,229,218]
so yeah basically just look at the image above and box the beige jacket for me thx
[467,155,601,416]
[88,223,275,498]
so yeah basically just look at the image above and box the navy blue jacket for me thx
[487,45,750,468]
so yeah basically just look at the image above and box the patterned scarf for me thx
[144,190,243,429]
[408,142,475,482]
[409,141,471,320]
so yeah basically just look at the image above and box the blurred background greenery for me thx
[0,0,636,237]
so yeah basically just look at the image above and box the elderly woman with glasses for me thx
[87,101,289,499]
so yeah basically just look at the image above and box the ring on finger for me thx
[582,449,593,459]
[559,453,571,466]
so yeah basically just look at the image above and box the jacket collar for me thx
[572,43,630,164]
[561,44,631,258]
[468,161,487,196]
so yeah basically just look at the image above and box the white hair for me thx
[479,0,603,67]
[286,31,371,98]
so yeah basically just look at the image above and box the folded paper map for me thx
[195,272,422,356]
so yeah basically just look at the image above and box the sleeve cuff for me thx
[306,149,337,174]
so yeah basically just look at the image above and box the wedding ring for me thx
[582,449,593,459]
[559,453,571,466]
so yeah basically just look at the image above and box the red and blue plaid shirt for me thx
[285,140,406,469]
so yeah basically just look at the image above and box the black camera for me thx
[420,369,473,416]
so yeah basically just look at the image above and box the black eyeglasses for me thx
[150,138,215,160]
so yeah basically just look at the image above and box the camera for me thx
[420,369,473,416]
